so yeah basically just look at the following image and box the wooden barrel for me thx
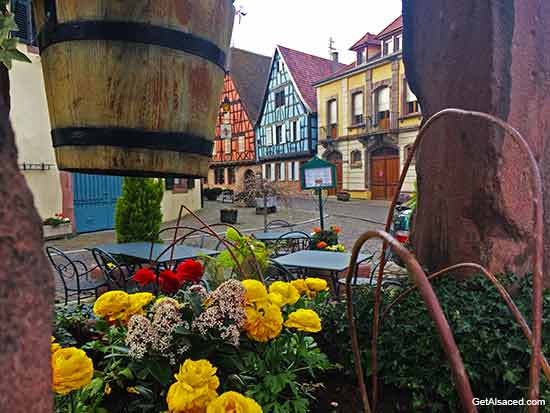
[32,0,234,178]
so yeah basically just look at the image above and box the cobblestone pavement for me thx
[48,197,398,301]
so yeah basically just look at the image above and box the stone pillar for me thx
[403,1,550,285]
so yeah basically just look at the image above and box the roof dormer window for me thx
[383,38,394,56]
[395,34,402,52]
[356,48,367,65]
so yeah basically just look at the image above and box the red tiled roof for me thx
[349,32,380,51]
[331,62,357,77]
[376,15,403,39]
[278,45,346,112]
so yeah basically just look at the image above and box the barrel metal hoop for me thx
[52,127,214,157]
[38,21,226,70]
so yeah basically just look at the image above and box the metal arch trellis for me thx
[345,108,545,413]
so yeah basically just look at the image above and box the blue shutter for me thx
[11,0,35,45]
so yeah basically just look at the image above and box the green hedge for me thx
[316,274,550,412]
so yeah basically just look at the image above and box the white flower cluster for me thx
[192,279,246,346]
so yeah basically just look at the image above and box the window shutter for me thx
[270,163,276,181]
[165,178,174,190]
[287,162,293,180]
[353,93,363,116]
[280,162,286,180]
[272,125,277,144]
[262,163,266,179]
[12,0,34,45]
[265,127,272,146]
[377,87,390,111]
[406,82,417,102]
[294,162,300,181]
[280,124,286,144]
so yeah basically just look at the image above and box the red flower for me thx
[176,259,204,283]
[158,269,183,294]
[331,225,341,233]
[317,241,328,249]
[313,227,321,233]
[132,268,156,287]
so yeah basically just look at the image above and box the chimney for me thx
[331,51,339,62]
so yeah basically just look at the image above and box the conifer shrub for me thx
[115,177,164,243]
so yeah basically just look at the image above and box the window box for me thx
[43,222,73,240]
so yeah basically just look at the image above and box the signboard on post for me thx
[300,157,337,230]
[300,157,337,190]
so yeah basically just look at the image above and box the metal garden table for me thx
[95,242,219,263]
[274,250,371,295]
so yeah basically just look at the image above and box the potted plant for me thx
[337,191,351,201]
[255,185,279,214]
[310,225,344,251]
[220,208,238,224]
[43,213,73,240]
[204,187,223,201]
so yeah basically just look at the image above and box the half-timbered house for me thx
[255,46,346,192]
[208,48,271,192]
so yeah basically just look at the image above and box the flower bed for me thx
[52,227,333,413]
[310,225,346,252]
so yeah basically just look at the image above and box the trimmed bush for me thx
[115,177,164,243]
[316,274,550,412]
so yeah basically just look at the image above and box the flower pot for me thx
[43,222,73,240]
[220,209,238,224]
[255,196,278,214]
[33,0,234,178]
[337,192,351,201]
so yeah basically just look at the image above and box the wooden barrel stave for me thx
[33,0,234,177]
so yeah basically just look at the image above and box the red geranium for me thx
[176,259,204,283]
[317,241,328,249]
[158,269,183,294]
[331,225,341,233]
[313,227,321,233]
[132,267,156,287]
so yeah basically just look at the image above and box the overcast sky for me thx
[230,0,403,64]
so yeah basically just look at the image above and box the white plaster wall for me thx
[10,48,62,219]
[339,140,365,191]
[162,180,202,222]
[399,130,418,192]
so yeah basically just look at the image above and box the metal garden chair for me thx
[46,246,109,305]
[270,231,311,258]
[91,247,137,292]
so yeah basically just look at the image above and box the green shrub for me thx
[115,177,164,243]
[316,274,550,412]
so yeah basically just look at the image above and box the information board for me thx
[304,167,333,188]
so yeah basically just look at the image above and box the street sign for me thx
[300,156,337,190]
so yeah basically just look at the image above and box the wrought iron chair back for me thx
[91,248,135,291]
[271,231,311,258]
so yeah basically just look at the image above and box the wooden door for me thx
[370,153,399,200]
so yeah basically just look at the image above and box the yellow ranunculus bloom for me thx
[268,281,300,306]
[166,359,220,413]
[290,279,309,296]
[93,290,129,321]
[51,336,61,354]
[206,391,262,413]
[127,386,139,394]
[52,347,94,395]
[242,280,268,304]
[244,301,283,342]
[305,278,328,292]
[284,309,322,333]
[121,292,154,322]
[104,383,112,395]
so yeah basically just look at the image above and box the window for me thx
[11,0,36,46]
[294,162,300,181]
[224,139,231,154]
[275,163,281,181]
[227,167,236,185]
[265,127,273,145]
[375,87,390,128]
[291,120,299,141]
[275,90,285,108]
[350,150,362,168]
[405,81,419,114]
[238,136,245,152]
[383,38,393,55]
[265,163,272,180]
[187,179,195,189]
[351,92,364,125]
[395,34,402,52]
[356,48,367,65]
[214,167,225,185]
[275,125,283,145]
[287,162,293,180]
[327,99,338,138]
[172,178,188,193]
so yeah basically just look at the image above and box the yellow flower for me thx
[268,281,300,306]
[305,278,328,292]
[51,336,61,354]
[284,309,322,333]
[290,279,309,295]
[206,391,262,413]
[242,280,268,304]
[166,359,220,413]
[93,290,130,321]
[244,301,283,342]
[104,383,112,395]
[52,347,94,395]
[121,292,154,322]
[127,386,140,394]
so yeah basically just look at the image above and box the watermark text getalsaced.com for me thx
[473,398,546,407]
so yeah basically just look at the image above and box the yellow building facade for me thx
[315,16,420,200]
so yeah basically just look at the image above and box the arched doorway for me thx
[370,147,399,200]
[325,151,343,196]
